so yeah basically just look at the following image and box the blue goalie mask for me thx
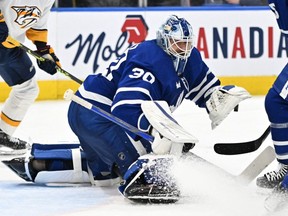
[157,15,194,75]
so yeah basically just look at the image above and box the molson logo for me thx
[65,15,149,73]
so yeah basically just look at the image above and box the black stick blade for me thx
[214,127,271,155]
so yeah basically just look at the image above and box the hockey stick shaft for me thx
[63,89,154,142]
[7,37,83,84]
[214,126,270,155]
[186,146,275,184]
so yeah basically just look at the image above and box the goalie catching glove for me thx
[36,45,61,75]
[205,85,251,129]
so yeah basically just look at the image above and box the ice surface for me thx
[0,97,287,216]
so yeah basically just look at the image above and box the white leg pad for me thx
[34,148,90,184]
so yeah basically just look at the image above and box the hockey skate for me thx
[256,163,288,189]
[265,174,288,212]
[0,130,30,155]
[120,155,180,204]
[124,174,180,204]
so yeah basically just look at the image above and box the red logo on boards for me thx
[121,15,149,44]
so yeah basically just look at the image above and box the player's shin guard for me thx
[0,77,39,136]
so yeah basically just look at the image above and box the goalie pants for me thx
[265,63,288,164]
[67,101,152,177]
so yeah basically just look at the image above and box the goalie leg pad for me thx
[3,143,120,186]
[33,145,90,184]
[2,143,91,183]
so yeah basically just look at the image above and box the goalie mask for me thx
[157,15,194,76]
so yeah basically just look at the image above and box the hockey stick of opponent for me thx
[214,126,270,155]
[6,37,83,85]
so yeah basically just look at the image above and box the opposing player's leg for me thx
[256,84,288,188]
[0,48,38,155]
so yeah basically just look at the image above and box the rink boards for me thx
[0,6,283,100]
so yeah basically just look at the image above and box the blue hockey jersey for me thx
[268,0,288,35]
[76,39,220,139]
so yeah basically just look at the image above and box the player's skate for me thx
[0,130,30,155]
[265,174,288,212]
[256,163,288,189]
[119,154,180,204]
[124,175,180,204]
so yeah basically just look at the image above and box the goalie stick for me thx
[6,37,83,85]
[63,89,197,144]
[214,126,270,155]
[64,89,154,142]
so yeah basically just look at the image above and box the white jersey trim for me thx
[115,87,152,99]
[78,84,113,106]
[274,140,288,146]
[111,99,144,112]
[281,29,288,35]
[125,132,147,156]
[276,153,288,160]
[111,87,153,111]
[185,69,219,103]
[185,70,211,98]
[192,76,219,103]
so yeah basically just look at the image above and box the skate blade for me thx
[0,146,27,155]
[127,195,179,204]
[265,191,288,212]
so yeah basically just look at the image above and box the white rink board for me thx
[7,6,286,82]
